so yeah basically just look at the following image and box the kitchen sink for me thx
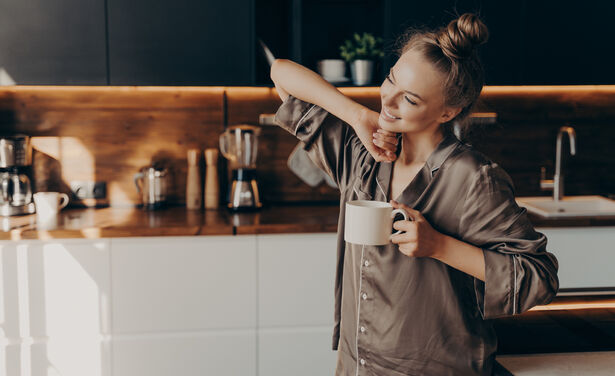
[516,195,615,218]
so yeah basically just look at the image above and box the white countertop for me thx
[497,351,615,375]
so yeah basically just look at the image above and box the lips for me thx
[381,107,400,121]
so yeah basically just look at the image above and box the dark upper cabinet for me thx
[385,0,525,85]
[1,0,614,85]
[387,0,615,85]
[107,0,253,85]
[521,0,615,85]
[0,0,107,85]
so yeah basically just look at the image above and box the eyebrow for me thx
[390,69,423,101]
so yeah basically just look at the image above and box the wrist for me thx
[348,104,370,129]
[432,233,453,261]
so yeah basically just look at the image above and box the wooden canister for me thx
[186,149,202,210]
[204,148,219,210]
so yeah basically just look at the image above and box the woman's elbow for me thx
[270,59,288,82]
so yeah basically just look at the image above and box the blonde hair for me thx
[398,13,489,129]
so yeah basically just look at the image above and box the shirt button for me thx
[360,326,366,333]
[362,293,367,300]
[364,260,369,267]
[360,358,366,366]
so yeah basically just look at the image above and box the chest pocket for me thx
[351,163,373,200]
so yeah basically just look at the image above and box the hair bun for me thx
[436,13,489,60]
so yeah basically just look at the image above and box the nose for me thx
[380,85,397,109]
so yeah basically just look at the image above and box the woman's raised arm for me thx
[270,59,365,125]
[270,59,396,162]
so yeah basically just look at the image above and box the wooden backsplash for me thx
[0,85,614,207]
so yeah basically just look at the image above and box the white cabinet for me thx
[539,227,615,290]
[110,235,257,376]
[257,233,337,327]
[259,327,337,376]
[112,330,256,376]
[110,235,257,333]
[0,239,112,376]
[257,233,338,376]
[1,233,339,376]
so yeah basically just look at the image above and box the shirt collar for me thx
[374,133,461,201]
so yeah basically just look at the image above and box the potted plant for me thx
[340,32,384,86]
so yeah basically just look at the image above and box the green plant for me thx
[340,32,385,62]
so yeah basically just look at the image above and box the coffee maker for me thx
[0,135,36,216]
[219,125,262,211]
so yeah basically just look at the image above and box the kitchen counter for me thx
[1,203,614,240]
[496,351,615,375]
[0,204,339,240]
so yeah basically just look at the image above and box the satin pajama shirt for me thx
[274,95,559,376]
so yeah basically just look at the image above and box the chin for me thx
[378,117,402,132]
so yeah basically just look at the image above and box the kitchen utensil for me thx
[219,125,262,210]
[186,149,202,210]
[134,165,169,210]
[33,192,69,220]
[0,134,35,216]
[204,148,220,210]
[344,200,408,245]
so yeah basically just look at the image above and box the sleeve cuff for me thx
[475,249,515,319]
[273,95,330,148]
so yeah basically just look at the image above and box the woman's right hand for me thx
[354,107,398,162]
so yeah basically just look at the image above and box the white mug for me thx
[344,200,409,246]
[33,192,69,220]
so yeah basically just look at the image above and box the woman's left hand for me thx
[390,200,445,258]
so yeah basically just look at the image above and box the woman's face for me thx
[378,49,459,135]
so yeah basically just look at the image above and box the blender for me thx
[219,124,262,211]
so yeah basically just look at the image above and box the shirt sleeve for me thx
[273,94,370,190]
[458,162,559,319]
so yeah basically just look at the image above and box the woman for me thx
[271,13,558,376]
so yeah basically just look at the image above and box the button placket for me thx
[356,248,372,376]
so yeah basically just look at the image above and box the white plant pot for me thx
[350,59,374,86]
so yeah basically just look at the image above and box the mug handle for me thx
[58,193,70,210]
[390,208,409,236]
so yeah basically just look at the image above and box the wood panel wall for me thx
[0,85,613,207]
[0,86,224,207]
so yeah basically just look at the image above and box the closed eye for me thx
[405,97,417,105]
[386,74,417,106]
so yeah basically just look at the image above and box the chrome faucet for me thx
[540,126,576,201]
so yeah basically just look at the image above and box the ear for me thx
[439,107,462,123]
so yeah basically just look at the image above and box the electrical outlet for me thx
[70,181,107,199]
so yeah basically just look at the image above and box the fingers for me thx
[376,129,396,137]
[390,200,422,221]
[390,230,416,244]
[373,146,396,162]
[373,131,398,148]
[393,219,413,231]
[372,133,397,153]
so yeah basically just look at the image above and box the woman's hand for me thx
[354,107,398,162]
[390,200,445,258]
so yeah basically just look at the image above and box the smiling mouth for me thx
[382,107,400,120]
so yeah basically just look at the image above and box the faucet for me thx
[540,126,577,201]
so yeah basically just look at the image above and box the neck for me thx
[398,128,444,166]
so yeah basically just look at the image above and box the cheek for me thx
[400,104,438,125]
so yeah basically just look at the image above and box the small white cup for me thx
[345,200,409,246]
[317,59,346,80]
[33,192,69,221]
